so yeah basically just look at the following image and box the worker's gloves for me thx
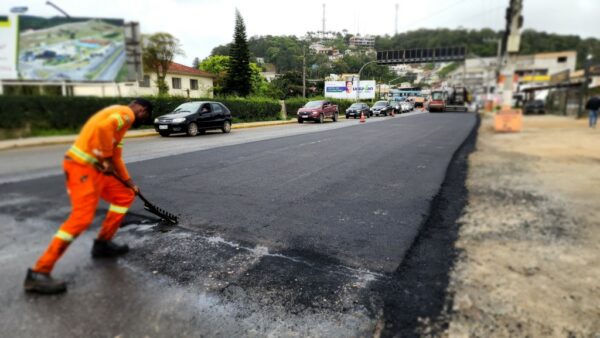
[97,158,116,176]
[125,179,140,195]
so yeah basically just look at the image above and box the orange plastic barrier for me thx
[494,109,522,132]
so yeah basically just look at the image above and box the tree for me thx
[200,55,229,95]
[201,55,266,96]
[224,10,252,96]
[266,71,303,99]
[192,57,200,69]
[143,33,184,96]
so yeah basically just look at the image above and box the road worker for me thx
[24,98,153,294]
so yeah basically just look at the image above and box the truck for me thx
[297,100,339,123]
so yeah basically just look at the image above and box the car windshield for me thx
[173,102,202,113]
[431,92,444,100]
[304,101,324,108]
[374,101,387,107]
[350,104,362,108]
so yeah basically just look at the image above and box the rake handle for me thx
[109,172,152,205]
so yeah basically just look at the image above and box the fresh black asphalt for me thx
[0,112,477,337]
[128,112,476,272]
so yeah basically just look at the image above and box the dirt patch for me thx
[428,115,600,337]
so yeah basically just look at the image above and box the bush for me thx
[284,97,308,116]
[0,95,282,133]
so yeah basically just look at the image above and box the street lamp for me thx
[10,6,28,14]
[356,60,378,102]
[46,1,71,18]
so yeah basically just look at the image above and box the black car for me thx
[153,101,232,137]
[523,100,545,115]
[371,100,393,116]
[345,102,371,119]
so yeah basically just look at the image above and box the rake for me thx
[111,173,179,225]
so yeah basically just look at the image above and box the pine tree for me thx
[192,57,200,69]
[224,9,252,96]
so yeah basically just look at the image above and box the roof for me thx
[166,62,216,78]
[533,51,577,59]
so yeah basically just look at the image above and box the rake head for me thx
[143,202,178,225]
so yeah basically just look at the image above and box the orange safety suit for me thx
[34,105,136,274]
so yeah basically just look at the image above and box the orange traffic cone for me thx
[360,112,365,123]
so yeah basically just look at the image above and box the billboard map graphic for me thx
[16,15,128,81]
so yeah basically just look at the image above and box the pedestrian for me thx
[24,98,153,294]
[585,96,600,128]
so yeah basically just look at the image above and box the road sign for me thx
[376,46,466,65]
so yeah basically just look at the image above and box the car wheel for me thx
[221,120,231,133]
[346,115,349,119]
[332,112,338,122]
[318,114,324,123]
[186,122,199,136]
[298,118,304,124]
[159,131,170,137]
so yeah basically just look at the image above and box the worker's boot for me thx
[91,239,129,258]
[24,268,67,294]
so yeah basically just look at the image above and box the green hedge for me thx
[0,95,282,132]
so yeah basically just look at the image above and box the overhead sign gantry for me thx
[376,46,466,65]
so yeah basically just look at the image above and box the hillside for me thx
[211,28,600,73]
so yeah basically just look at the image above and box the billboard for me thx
[324,80,376,99]
[16,15,129,82]
[0,14,18,79]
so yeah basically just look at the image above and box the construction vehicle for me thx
[427,86,470,112]
[445,86,470,112]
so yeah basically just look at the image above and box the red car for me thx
[297,100,339,123]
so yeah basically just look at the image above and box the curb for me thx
[0,119,299,151]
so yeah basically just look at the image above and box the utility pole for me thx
[395,3,399,36]
[500,0,523,110]
[577,54,593,118]
[322,3,326,40]
[302,45,307,98]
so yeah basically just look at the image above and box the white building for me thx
[2,62,216,98]
[349,35,375,48]
[75,62,215,98]
[448,51,577,102]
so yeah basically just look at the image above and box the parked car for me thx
[371,100,393,116]
[297,100,339,123]
[346,102,371,119]
[391,99,403,114]
[400,101,413,112]
[153,101,232,137]
[523,100,545,114]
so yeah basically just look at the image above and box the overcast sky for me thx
[4,0,599,66]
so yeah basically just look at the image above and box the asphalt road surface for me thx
[0,112,477,337]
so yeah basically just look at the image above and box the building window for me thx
[190,79,198,90]
[172,77,181,89]
[139,75,150,88]
[557,56,567,63]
